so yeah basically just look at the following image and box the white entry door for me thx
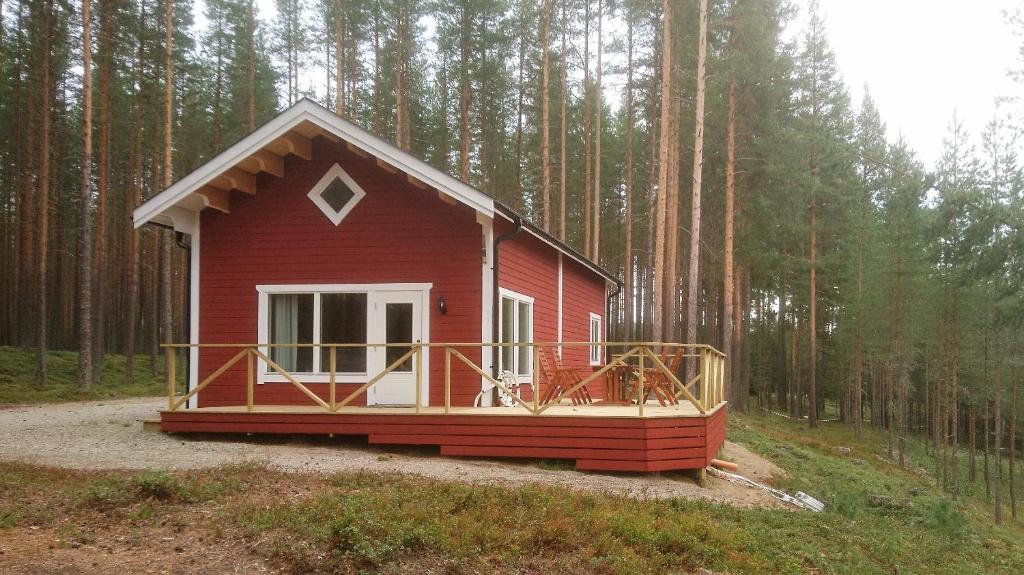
[367,291,425,406]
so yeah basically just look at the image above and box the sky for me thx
[803,0,1024,167]
[188,0,1024,169]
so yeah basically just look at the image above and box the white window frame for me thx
[307,163,366,225]
[256,283,431,384]
[589,312,602,366]
[498,288,534,382]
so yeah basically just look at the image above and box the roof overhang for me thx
[493,204,621,287]
[133,99,496,231]
[134,98,619,287]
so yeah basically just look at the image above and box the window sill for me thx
[260,373,367,385]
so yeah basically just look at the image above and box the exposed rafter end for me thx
[197,186,230,213]
[277,132,312,160]
[248,149,285,178]
[408,174,428,189]
[211,167,256,195]
[376,158,398,173]
[437,191,457,206]
[346,142,369,157]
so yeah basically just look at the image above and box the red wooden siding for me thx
[496,222,609,398]
[198,137,484,407]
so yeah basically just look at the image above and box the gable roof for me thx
[133,98,619,286]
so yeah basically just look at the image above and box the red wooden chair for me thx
[536,347,593,406]
[628,348,684,406]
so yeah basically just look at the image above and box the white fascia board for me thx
[134,99,495,229]
[302,104,495,216]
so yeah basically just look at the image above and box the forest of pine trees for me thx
[1,0,1023,522]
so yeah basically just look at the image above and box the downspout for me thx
[174,231,192,409]
[605,280,622,364]
[492,214,524,379]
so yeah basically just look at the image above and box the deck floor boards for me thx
[159,402,728,473]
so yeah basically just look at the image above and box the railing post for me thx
[246,348,254,412]
[637,346,645,417]
[415,344,423,414]
[167,347,176,411]
[700,348,708,409]
[532,343,540,414]
[329,346,337,412]
[444,347,451,414]
[719,353,725,405]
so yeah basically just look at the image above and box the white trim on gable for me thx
[133,99,495,230]
[307,163,366,225]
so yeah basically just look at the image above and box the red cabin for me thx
[136,100,727,473]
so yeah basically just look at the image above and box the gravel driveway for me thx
[0,397,782,506]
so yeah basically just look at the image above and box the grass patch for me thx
[0,417,1022,574]
[0,346,172,404]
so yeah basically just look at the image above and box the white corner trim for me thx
[307,163,366,225]
[187,217,200,409]
[557,253,563,358]
[477,213,495,406]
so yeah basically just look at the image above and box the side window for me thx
[499,290,534,378]
[589,313,602,365]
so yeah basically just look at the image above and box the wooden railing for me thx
[162,342,727,416]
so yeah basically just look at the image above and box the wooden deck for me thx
[159,402,728,473]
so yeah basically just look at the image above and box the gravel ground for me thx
[0,397,784,506]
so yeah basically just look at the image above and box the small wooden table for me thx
[602,363,636,404]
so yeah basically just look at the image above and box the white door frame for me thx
[367,289,431,406]
[255,283,431,405]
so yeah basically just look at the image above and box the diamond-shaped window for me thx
[308,163,366,226]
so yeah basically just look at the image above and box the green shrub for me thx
[923,499,967,540]
[133,471,182,501]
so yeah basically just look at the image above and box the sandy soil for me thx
[0,397,784,507]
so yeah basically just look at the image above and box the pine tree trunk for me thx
[371,16,381,134]
[684,0,709,378]
[512,22,525,206]
[92,0,112,381]
[125,0,147,385]
[581,0,592,258]
[591,0,602,260]
[35,0,54,387]
[78,0,95,391]
[540,0,551,231]
[723,73,736,404]
[970,407,977,482]
[334,0,344,115]
[247,0,255,130]
[622,13,634,339]
[995,336,1003,523]
[558,0,567,240]
[651,0,671,343]
[664,96,680,342]
[1010,351,1017,518]
[161,0,175,373]
[777,286,787,409]
[458,6,470,181]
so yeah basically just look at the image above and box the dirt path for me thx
[0,397,783,507]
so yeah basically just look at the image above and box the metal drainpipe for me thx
[174,231,192,409]
[491,214,524,379]
[605,280,622,364]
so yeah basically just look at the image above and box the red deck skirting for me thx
[160,406,727,473]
